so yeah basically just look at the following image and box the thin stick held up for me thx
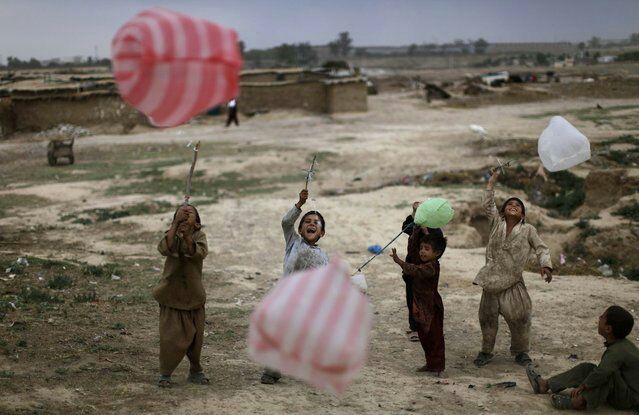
[184,141,201,205]
[304,155,317,190]
[356,222,413,273]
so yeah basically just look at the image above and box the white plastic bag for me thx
[350,273,368,294]
[538,116,591,172]
[248,258,373,395]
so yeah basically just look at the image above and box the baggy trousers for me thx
[548,362,639,410]
[415,306,445,372]
[403,275,417,332]
[159,305,205,376]
[479,281,531,354]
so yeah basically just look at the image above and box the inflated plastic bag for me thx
[350,273,368,294]
[414,198,454,228]
[248,258,373,395]
[111,7,242,127]
[538,116,591,172]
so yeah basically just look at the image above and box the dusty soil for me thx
[0,85,638,414]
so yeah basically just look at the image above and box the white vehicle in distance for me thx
[481,71,510,86]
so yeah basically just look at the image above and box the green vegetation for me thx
[613,202,639,222]
[0,194,50,218]
[74,290,97,303]
[48,274,73,290]
[541,171,585,217]
[20,287,62,304]
[82,263,121,278]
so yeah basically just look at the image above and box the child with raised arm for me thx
[260,188,329,384]
[401,201,445,342]
[391,233,447,375]
[473,168,553,367]
[154,204,209,388]
[526,306,639,411]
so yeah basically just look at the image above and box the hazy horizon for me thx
[1,0,638,62]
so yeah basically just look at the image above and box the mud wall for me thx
[325,81,368,113]
[10,93,141,133]
[239,81,326,113]
[0,98,15,137]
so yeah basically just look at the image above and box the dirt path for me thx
[0,92,638,414]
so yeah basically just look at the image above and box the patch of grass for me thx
[55,367,69,376]
[109,291,149,304]
[82,263,121,278]
[394,201,411,210]
[74,290,97,303]
[607,134,639,145]
[613,202,639,222]
[111,322,126,330]
[336,136,357,142]
[541,171,585,217]
[20,287,62,304]
[0,194,50,217]
[0,371,14,378]
[47,274,73,290]
[90,344,120,353]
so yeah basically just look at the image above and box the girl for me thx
[260,188,329,384]
[154,204,209,388]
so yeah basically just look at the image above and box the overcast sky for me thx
[1,0,638,61]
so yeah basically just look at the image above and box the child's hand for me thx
[411,201,420,217]
[541,267,552,283]
[177,221,192,237]
[296,189,308,208]
[174,207,188,225]
[390,248,400,263]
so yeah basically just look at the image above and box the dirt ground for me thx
[0,83,638,414]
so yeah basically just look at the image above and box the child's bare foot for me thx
[526,364,549,394]
[416,366,443,377]
[416,365,430,372]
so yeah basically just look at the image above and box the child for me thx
[401,201,445,342]
[473,168,553,367]
[526,306,639,411]
[391,233,447,374]
[260,188,329,384]
[153,204,209,388]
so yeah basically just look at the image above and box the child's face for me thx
[598,311,612,338]
[299,214,324,244]
[503,199,524,221]
[419,243,439,262]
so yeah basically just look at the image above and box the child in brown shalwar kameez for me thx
[391,233,447,374]
[154,204,209,388]
[473,168,553,367]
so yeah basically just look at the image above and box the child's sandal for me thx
[187,372,210,385]
[158,375,172,388]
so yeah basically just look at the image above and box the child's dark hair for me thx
[298,211,326,232]
[172,204,201,228]
[421,234,447,259]
[500,197,526,223]
[605,305,634,339]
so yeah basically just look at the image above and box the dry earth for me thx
[0,90,638,414]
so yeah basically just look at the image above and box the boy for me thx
[473,168,553,367]
[401,202,444,342]
[391,233,447,374]
[526,306,639,410]
[260,188,329,384]
[154,204,209,388]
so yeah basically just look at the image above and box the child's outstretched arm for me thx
[483,168,500,220]
[528,226,553,282]
[390,248,436,279]
[402,201,420,235]
[282,189,307,245]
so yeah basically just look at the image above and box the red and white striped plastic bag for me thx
[248,257,373,395]
[111,7,242,127]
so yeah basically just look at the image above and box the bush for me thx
[48,275,73,290]
[20,287,62,304]
[613,203,639,222]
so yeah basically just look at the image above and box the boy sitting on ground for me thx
[526,305,639,410]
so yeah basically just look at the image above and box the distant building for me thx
[554,57,574,68]
[597,55,617,64]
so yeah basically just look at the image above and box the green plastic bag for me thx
[414,198,454,228]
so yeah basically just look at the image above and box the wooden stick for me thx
[305,155,317,190]
[184,141,200,205]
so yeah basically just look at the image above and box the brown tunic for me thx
[153,230,208,310]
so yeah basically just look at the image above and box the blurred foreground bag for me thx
[538,116,591,172]
[111,7,242,127]
[248,258,373,395]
